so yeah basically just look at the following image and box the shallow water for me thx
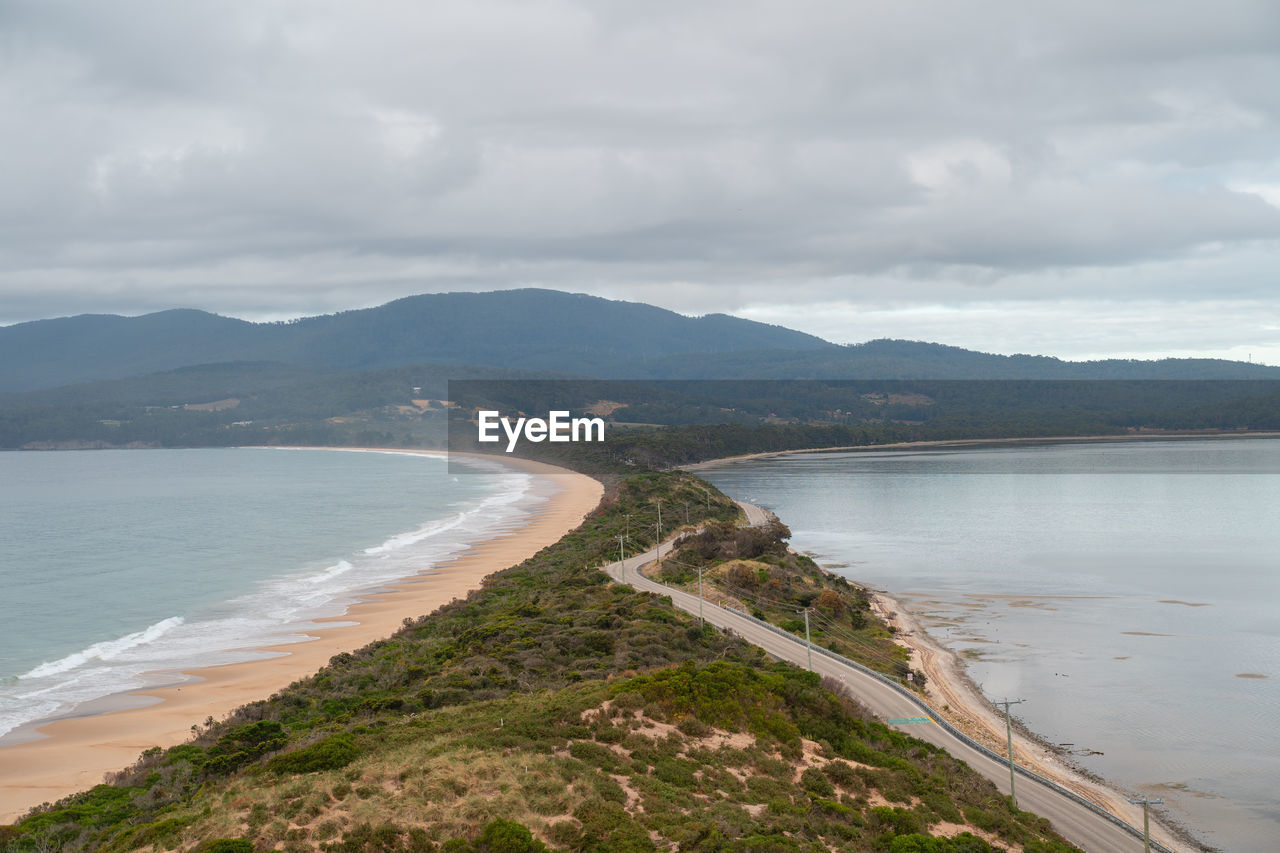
[0,448,538,742]
[700,438,1280,852]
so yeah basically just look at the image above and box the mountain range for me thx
[2,288,1277,394]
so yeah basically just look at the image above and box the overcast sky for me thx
[4,1,1280,362]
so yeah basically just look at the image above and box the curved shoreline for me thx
[683,429,1280,471]
[0,450,603,823]
[870,591,1199,853]
[690,437,1228,853]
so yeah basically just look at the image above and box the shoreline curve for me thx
[691,438,1213,853]
[0,449,603,823]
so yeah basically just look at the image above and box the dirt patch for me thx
[931,820,1020,851]
[610,774,644,812]
[184,398,239,411]
[585,400,627,417]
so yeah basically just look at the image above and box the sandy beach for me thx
[870,590,1197,852]
[0,450,602,824]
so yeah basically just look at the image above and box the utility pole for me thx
[654,500,664,568]
[684,503,690,524]
[994,698,1025,809]
[615,535,626,582]
[697,565,704,625]
[799,607,814,671]
[623,513,631,541]
[1127,797,1163,853]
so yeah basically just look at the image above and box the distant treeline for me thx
[5,369,1280,457]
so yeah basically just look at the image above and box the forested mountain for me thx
[4,288,1278,393]
[0,290,829,392]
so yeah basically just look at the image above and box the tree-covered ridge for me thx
[1,472,1077,852]
[3,288,1276,395]
[0,290,830,393]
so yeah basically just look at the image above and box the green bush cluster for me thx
[267,733,361,774]
[658,518,921,684]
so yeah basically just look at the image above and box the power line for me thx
[706,577,905,670]
[806,610,904,661]
[799,607,814,671]
[627,541,905,672]
[1127,797,1164,853]
[993,698,1026,809]
[614,535,627,583]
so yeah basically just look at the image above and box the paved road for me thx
[605,501,1175,853]
[738,501,772,527]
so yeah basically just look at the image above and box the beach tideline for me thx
[0,452,602,823]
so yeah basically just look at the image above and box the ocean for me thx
[0,447,540,744]
[699,437,1280,853]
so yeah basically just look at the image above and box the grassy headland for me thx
[0,468,1078,853]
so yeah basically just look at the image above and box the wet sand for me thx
[870,590,1199,852]
[0,451,602,823]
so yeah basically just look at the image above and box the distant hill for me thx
[613,338,1280,380]
[3,288,1278,393]
[0,290,829,392]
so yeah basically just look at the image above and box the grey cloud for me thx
[2,0,1279,361]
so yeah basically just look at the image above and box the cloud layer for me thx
[3,1,1279,359]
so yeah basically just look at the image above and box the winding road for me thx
[603,501,1186,853]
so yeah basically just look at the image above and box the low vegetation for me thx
[1,471,1077,852]
[651,520,921,687]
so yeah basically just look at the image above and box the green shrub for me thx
[267,733,361,774]
[593,723,626,744]
[568,740,621,772]
[653,758,698,789]
[473,818,547,852]
[321,822,435,852]
[676,716,713,737]
[545,821,580,847]
[800,766,835,798]
[203,720,288,775]
[19,784,141,833]
[194,840,256,853]
[592,774,627,804]
[887,833,995,852]
[868,805,922,836]
[821,759,860,789]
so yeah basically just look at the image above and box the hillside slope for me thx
[0,290,831,392]
[5,289,1277,393]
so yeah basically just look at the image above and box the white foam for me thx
[19,616,185,680]
[0,454,544,743]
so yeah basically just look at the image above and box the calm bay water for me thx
[700,438,1280,852]
[0,448,538,742]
